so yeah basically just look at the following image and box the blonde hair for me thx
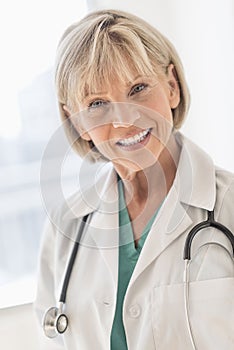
[55,9,190,160]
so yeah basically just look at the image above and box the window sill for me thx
[0,274,36,309]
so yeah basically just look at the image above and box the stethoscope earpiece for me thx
[43,306,68,338]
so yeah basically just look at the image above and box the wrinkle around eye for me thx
[129,83,147,96]
[88,99,108,109]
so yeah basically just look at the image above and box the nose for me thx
[112,121,131,128]
[111,103,140,128]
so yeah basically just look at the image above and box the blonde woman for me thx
[35,9,234,350]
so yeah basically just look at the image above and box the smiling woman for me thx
[57,11,190,162]
[70,73,179,174]
[35,8,234,350]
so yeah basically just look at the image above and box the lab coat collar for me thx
[129,185,193,288]
[60,132,217,285]
[62,162,118,221]
[174,131,216,210]
[61,164,119,287]
[62,131,216,221]
[128,132,217,286]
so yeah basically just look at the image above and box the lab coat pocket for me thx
[152,277,234,350]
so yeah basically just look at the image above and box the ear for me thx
[166,64,180,109]
[62,104,71,118]
[80,131,92,141]
[62,104,92,141]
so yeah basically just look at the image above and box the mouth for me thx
[116,128,152,150]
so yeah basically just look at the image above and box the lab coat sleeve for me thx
[33,213,65,350]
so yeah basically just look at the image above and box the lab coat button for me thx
[128,304,141,318]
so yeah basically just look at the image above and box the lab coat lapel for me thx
[130,132,216,285]
[130,186,193,286]
[62,162,119,286]
[61,132,217,290]
[86,167,119,286]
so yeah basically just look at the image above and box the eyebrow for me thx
[82,75,150,101]
[125,75,150,87]
[82,91,109,104]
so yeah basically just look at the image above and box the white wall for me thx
[87,0,234,172]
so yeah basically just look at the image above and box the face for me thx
[66,65,180,173]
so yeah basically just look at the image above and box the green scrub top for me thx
[110,179,162,350]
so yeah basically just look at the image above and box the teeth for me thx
[118,128,151,146]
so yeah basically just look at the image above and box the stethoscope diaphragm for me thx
[43,306,68,338]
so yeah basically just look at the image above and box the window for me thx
[0,0,87,307]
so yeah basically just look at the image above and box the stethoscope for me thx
[183,210,234,349]
[43,210,234,349]
[43,214,89,338]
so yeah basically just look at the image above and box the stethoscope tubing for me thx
[59,214,89,303]
[183,210,234,260]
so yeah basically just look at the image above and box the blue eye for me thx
[130,83,147,96]
[88,100,107,109]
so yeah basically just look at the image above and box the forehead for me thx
[78,65,156,104]
[84,74,146,97]
[67,31,161,107]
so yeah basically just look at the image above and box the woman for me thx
[35,9,234,350]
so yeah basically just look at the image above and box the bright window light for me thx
[0,0,87,307]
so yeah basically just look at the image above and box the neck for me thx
[115,132,181,210]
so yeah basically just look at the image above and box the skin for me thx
[64,64,181,244]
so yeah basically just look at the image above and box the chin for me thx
[113,151,161,174]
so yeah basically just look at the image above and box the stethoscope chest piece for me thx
[43,306,68,338]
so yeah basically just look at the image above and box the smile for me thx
[116,128,152,147]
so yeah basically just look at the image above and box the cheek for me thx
[87,126,110,144]
[87,126,115,159]
[147,93,174,123]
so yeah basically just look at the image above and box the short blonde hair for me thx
[55,9,190,160]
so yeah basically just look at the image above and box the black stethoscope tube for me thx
[183,210,234,260]
[59,214,89,303]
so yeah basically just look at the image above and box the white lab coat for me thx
[34,132,234,350]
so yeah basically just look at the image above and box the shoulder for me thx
[215,166,234,198]
[46,161,116,236]
[216,165,234,181]
[214,166,234,229]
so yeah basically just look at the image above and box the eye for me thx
[88,99,108,110]
[129,83,148,96]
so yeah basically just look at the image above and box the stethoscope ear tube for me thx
[183,210,234,260]
[42,215,89,338]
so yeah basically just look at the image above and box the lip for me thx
[116,128,152,151]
